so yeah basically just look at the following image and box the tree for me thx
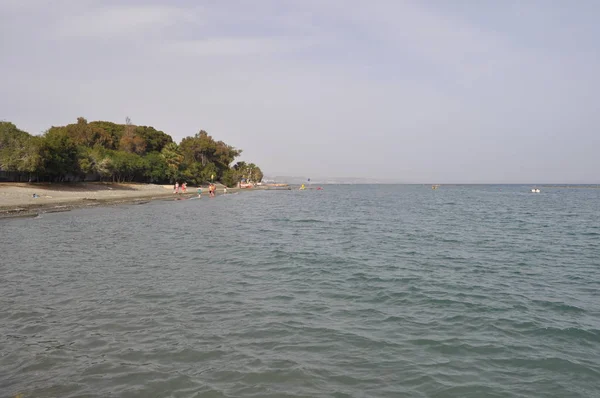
[0,119,262,185]
[119,117,147,154]
[50,117,116,149]
[251,165,263,183]
[88,121,125,149]
[221,168,241,187]
[108,150,145,182]
[0,122,43,181]
[232,161,263,184]
[213,140,241,171]
[95,156,113,181]
[179,130,215,166]
[195,130,215,166]
[136,126,172,153]
[143,152,169,183]
[77,148,94,179]
[20,136,44,178]
[161,142,183,182]
[40,127,79,181]
[0,122,30,174]
[76,145,111,181]
[179,129,243,183]
[199,162,218,183]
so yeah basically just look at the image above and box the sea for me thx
[1,185,599,398]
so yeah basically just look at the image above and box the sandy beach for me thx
[0,182,234,218]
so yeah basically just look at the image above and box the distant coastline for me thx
[265,178,600,187]
[540,185,600,189]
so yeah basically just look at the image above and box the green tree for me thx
[180,131,213,166]
[251,165,263,183]
[213,140,242,173]
[0,122,44,181]
[21,136,44,179]
[161,142,183,182]
[63,117,115,148]
[0,122,30,176]
[76,145,111,180]
[77,148,95,179]
[199,162,218,183]
[40,127,79,181]
[143,152,169,183]
[221,168,241,187]
[180,131,242,180]
[88,121,125,149]
[1,119,262,185]
[108,150,145,182]
[232,161,263,183]
[136,126,173,153]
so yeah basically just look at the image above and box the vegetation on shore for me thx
[0,118,262,187]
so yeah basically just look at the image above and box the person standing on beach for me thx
[174,182,179,194]
[182,182,187,193]
[197,187,202,197]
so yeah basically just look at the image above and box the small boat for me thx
[432,185,440,190]
[531,188,540,193]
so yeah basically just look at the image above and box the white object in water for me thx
[531,188,541,193]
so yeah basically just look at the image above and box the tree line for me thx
[0,118,263,187]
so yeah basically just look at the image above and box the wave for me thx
[531,300,586,314]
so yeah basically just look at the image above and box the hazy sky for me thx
[1,0,599,182]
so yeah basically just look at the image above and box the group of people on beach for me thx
[173,182,227,198]
[173,182,187,194]
[208,183,216,197]
[172,182,222,198]
[198,184,219,197]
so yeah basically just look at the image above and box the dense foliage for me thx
[0,118,262,187]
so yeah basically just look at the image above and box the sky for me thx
[1,0,599,183]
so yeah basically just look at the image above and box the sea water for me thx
[1,185,599,397]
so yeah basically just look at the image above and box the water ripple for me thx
[1,185,599,397]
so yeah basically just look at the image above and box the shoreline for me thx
[0,182,256,219]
